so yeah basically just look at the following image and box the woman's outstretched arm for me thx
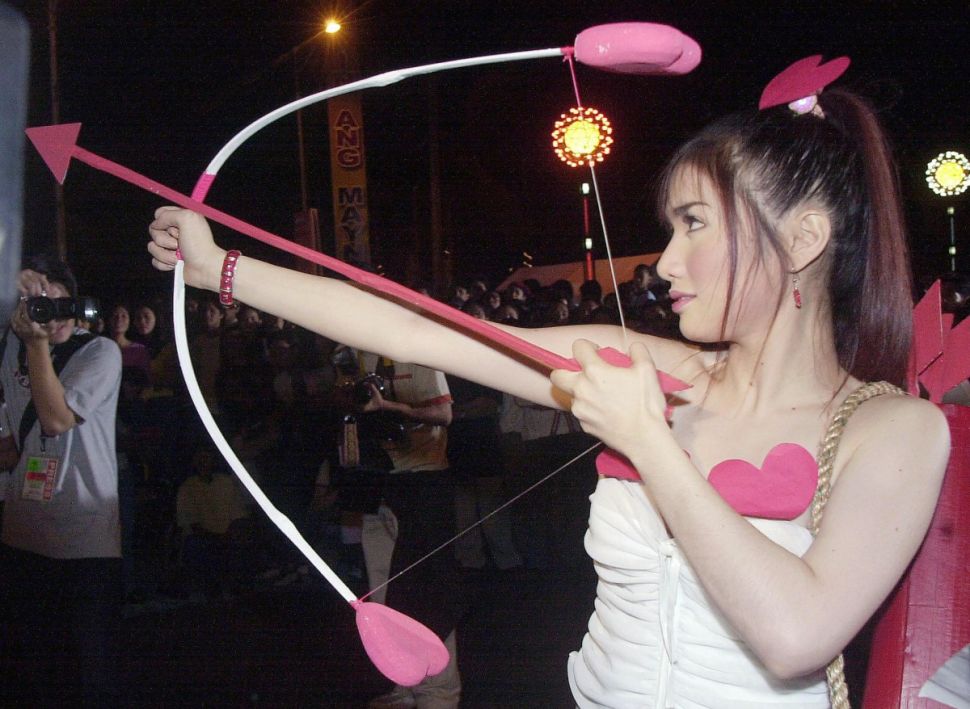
[148,207,698,406]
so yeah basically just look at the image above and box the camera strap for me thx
[0,328,95,446]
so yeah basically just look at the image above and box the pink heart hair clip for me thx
[759,55,850,118]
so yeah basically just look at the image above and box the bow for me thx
[27,22,701,686]
[178,26,699,685]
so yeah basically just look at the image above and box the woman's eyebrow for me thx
[670,201,709,216]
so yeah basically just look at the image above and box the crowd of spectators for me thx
[25,262,962,608]
[57,267,679,605]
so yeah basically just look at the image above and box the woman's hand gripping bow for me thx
[551,340,680,479]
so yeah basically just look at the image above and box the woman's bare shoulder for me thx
[840,391,950,485]
[851,391,949,440]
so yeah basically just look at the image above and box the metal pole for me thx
[582,183,593,280]
[949,206,957,272]
[294,57,309,213]
[48,0,67,260]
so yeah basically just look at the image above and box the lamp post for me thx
[926,151,970,272]
[551,106,613,281]
[581,182,593,280]
[293,20,343,213]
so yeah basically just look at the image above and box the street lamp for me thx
[551,107,613,167]
[552,108,613,280]
[926,151,970,271]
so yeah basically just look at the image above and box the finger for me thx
[150,257,175,273]
[629,342,669,411]
[549,368,579,395]
[629,341,653,366]
[154,205,182,219]
[148,243,178,270]
[629,342,659,379]
[149,207,185,239]
[16,270,45,297]
[25,275,49,298]
[148,223,180,250]
[570,339,601,368]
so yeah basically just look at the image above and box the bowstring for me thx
[564,51,629,350]
[359,441,602,602]
[360,57,626,593]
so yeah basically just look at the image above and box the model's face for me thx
[109,306,130,335]
[655,170,729,342]
[43,281,76,345]
[134,307,156,336]
[657,169,781,344]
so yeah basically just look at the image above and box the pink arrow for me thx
[25,122,690,394]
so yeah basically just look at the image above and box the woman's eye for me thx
[684,214,704,232]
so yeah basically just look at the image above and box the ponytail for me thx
[822,90,912,387]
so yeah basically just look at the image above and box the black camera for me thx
[353,372,406,443]
[26,296,99,324]
[354,372,391,405]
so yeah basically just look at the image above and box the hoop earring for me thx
[791,271,803,309]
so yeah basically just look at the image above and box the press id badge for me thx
[22,456,59,502]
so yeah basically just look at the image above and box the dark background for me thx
[9,0,970,303]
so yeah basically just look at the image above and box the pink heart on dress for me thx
[595,448,641,481]
[707,443,818,520]
[353,601,450,686]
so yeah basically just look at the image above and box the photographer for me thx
[0,256,122,706]
[350,351,462,709]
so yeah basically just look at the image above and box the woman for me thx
[148,68,947,706]
[107,304,150,376]
[130,303,168,359]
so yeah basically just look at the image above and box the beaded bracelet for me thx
[218,250,242,307]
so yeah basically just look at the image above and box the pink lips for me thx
[669,291,694,313]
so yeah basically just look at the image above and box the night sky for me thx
[9,0,970,304]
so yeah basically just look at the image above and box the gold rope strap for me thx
[811,380,905,708]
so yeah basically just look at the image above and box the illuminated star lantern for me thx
[926,151,970,197]
[552,107,614,167]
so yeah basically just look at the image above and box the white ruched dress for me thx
[567,478,830,708]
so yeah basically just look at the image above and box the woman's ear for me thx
[786,207,831,272]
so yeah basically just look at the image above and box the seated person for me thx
[175,446,255,595]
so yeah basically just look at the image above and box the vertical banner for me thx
[327,93,371,265]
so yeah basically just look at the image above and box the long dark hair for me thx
[657,88,912,387]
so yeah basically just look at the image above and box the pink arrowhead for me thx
[25,122,82,184]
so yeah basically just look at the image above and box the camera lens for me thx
[26,296,55,324]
